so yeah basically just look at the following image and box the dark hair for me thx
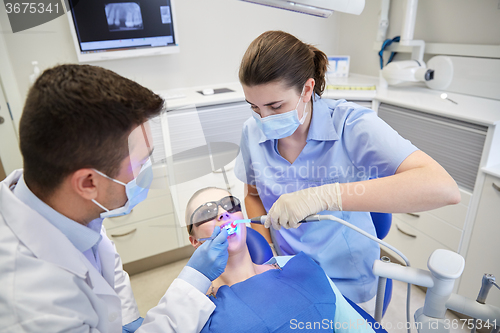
[19,64,164,198]
[185,187,230,235]
[239,30,329,96]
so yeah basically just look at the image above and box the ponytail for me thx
[310,46,328,97]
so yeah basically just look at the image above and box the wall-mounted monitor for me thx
[66,0,179,62]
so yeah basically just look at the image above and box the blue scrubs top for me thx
[234,97,418,303]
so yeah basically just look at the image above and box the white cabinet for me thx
[375,100,500,300]
[107,214,178,264]
[384,190,471,270]
[457,173,500,307]
[103,166,178,265]
[384,215,453,270]
[384,190,471,269]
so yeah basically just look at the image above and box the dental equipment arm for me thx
[250,214,410,265]
[255,214,500,333]
[374,252,500,333]
[253,214,414,332]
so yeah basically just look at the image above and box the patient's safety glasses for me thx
[188,196,242,234]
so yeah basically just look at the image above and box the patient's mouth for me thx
[223,222,238,238]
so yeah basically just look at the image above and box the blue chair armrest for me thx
[370,212,392,240]
[246,226,273,265]
[383,278,393,318]
[344,297,388,333]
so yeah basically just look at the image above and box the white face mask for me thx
[92,159,153,218]
[251,86,308,140]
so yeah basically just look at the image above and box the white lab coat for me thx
[0,170,215,333]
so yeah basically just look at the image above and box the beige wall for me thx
[335,0,500,77]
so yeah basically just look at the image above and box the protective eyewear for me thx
[188,196,242,234]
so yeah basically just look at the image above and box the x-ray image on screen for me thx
[160,6,171,24]
[105,2,144,31]
[68,0,179,62]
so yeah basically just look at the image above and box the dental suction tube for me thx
[251,214,410,264]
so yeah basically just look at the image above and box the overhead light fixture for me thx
[239,0,365,18]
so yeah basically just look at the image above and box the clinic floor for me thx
[130,259,469,333]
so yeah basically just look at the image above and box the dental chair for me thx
[370,212,393,319]
[245,227,274,265]
[245,213,393,331]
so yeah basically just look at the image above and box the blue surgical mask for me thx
[92,159,153,218]
[252,89,308,140]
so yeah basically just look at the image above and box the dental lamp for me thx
[381,56,454,90]
[238,0,365,18]
[382,60,434,86]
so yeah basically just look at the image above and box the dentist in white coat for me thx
[0,64,228,333]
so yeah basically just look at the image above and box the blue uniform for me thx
[234,97,417,303]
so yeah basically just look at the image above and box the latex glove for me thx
[122,317,144,333]
[265,183,342,230]
[186,226,229,281]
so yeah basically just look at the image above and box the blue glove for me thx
[122,317,144,333]
[186,226,229,281]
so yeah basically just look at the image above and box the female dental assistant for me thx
[234,30,460,310]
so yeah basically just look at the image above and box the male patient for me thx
[0,64,229,332]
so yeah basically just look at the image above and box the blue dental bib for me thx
[201,252,336,333]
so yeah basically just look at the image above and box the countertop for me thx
[375,85,500,127]
[482,165,500,179]
[155,74,500,126]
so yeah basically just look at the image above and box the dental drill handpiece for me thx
[197,216,324,241]
[249,215,324,224]
[477,274,496,304]
[471,274,497,333]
